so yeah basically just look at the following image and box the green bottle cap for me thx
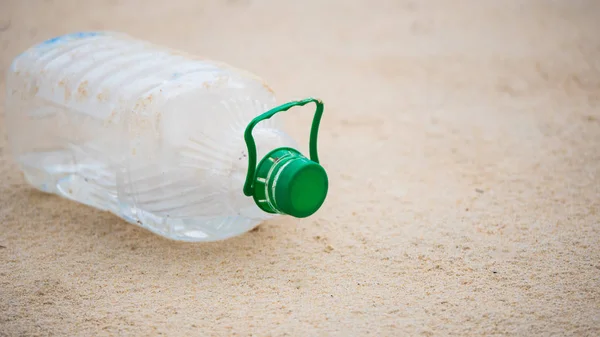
[252,148,328,217]
[243,98,328,218]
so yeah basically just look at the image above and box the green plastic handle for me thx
[243,97,324,196]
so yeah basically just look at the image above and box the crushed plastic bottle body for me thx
[5,32,298,241]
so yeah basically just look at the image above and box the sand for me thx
[1,0,599,336]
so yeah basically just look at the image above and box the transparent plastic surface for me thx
[5,32,298,241]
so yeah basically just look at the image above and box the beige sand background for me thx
[1,0,599,336]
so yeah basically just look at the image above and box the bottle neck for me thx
[228,127,297,219]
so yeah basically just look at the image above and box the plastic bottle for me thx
[5,31,328,242]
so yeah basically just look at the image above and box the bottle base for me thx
[18,153,265,242]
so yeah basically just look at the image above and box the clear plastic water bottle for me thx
[5,31,328,242]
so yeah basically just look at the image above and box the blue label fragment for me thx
[39,32,102,46]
